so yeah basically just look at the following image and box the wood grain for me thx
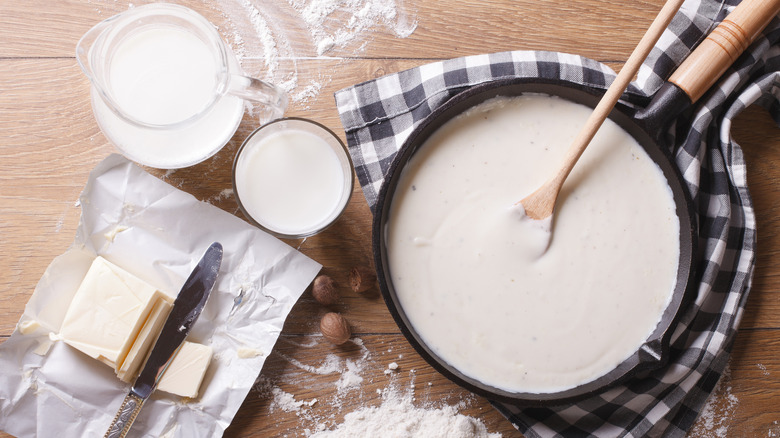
[1,0,779,437]
[0,0,687,60]
[223,334,524,437]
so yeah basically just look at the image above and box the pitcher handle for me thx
[228,75,288,124]
[76,17,116,81]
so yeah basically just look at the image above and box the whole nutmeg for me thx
[311,275,339,306]
[320,312,351,345]
[349,266,377,294]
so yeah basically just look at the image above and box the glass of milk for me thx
[232,118,354,239]
[76,3,288,169]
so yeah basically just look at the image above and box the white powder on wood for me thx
[310,385,501,438]
[204,188,235,205]
[256,376,318,414]
[288,0,418,55]
[276,338,369,393]
[285,353,343,374]
[92,1,416,107]
[689,364,739,438]
[212,0,417,104]
[294,80,326,109]
[272,386,309,412]
[336,358,364,392]
[768,420,780,437]
[256,337,501,438]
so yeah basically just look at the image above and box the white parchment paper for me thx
[0,154,321,437]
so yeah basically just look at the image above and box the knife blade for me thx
[104,242,223,438]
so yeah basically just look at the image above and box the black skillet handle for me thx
[669,0,780,104]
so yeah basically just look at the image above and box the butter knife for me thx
[104,242,223,438]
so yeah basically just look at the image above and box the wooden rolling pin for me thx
[669,0,780,103]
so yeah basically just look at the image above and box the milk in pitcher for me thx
[91,26,244,168]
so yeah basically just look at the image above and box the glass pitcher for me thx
[76,3,288,169]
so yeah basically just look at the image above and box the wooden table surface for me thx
[2,1,779,437]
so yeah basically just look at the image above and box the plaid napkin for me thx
[334,0,779,436]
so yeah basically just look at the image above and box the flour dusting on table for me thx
[689,364,739,438]
[212,0,416,106]
[213,0,417,107]
[86,0,416,107]
[310,385,501,438]
[254,336,502,437]
[286,0,418,55]
[275,337,370,394]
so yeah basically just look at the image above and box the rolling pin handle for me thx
[669,0,780,103]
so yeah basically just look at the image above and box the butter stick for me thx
[59,256,166,368]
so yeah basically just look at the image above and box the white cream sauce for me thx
[386,95,680,394]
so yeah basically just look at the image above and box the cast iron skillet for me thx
[372,0,779,406]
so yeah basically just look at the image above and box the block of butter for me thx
[59,256,168,369]
[157,341,213,398]
[117,296,173,382]
[59,256,212,399]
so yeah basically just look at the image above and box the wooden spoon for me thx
[518,0,685,220]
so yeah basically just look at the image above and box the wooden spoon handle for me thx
[554,0,686,183]
[669,0,780,103]
[520,0,684,220]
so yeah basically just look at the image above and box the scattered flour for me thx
[274,386,319,412]
[284,352,343,375]
[87,0,417,112]
[238,0,283,73]
[337,358,364,391]
[55,216,65,233]
[293,79,326,109]
[255,375,318,414]
[276,338,369,393]
[204,188,234,204]
[310,385,501,438]
[255,336,501,438]
[288,0,418,55]
[202,0,416,107]
[768,420,780,437]
[282,336,322,348]
[689,364,739,438]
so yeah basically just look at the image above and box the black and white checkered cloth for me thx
[334,0,779,436]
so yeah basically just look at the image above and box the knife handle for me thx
[104,393,145,438]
